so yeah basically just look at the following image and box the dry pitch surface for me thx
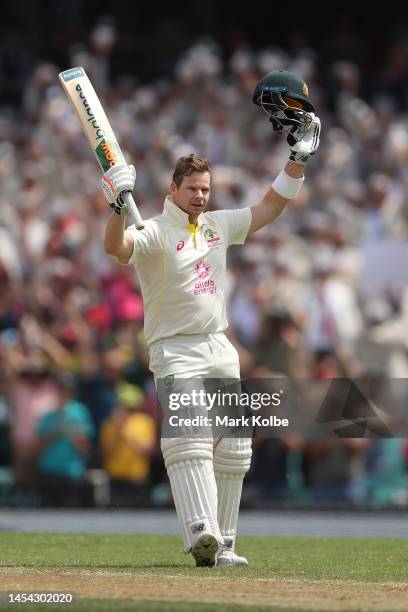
[2,568,408,610]
[1,533,408,611]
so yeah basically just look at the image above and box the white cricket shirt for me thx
[126,197,252,346]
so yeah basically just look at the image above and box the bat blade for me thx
[59,66,144,229]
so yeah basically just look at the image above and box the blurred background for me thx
[0,1,408,512]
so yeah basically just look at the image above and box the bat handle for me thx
[124,192,144,229]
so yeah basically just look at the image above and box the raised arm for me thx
[249,69,321,235]
[102,164,137,263]
[248,114,320,235]
[104,213,135,263]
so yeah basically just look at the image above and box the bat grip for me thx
[124,192,144,229]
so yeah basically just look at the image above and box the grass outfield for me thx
[0,533,408,611]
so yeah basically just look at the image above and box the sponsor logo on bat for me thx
[102,142,118,165]
[95,140,121,171]
[60,67,85,82]
[75,83,105,141]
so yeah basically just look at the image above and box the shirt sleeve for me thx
[125,219,164,268]
[207,208,252,248]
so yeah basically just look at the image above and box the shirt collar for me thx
[162,196,204,228]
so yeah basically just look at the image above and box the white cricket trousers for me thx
[149,332,252,554]
[149,332,241,379]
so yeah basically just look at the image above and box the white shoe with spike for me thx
[217,549,248,566]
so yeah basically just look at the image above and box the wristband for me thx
[272,170,304,200]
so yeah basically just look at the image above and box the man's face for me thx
[170,172,211,222]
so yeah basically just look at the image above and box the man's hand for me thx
[101,164,136,216]
[288,113,321,166]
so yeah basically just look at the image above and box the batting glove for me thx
[101,164,136,216]
[288,114,321,166]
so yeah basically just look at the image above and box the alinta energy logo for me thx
[194,261,210,279]
[193,260,216,295]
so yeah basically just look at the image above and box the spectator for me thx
[100,382,156,505]
[301,438,368,505]
[0,29,407,509]
[32,373,94,506]
[362,439,407,508]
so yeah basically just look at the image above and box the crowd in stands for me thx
[0,20,407,508]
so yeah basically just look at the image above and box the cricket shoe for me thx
[217,550,248,566]
[192,533,219,568]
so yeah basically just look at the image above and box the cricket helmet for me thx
[252,70,315,139]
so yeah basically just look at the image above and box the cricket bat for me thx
[59,66,144,229]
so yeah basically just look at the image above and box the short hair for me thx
[172,153,212,187]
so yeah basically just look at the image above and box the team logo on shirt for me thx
[164,374,175,386]
[204,228,221,246]
[176,240,185,251]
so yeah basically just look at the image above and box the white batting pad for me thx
[213,437,252,551]
[161,438,223,552]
